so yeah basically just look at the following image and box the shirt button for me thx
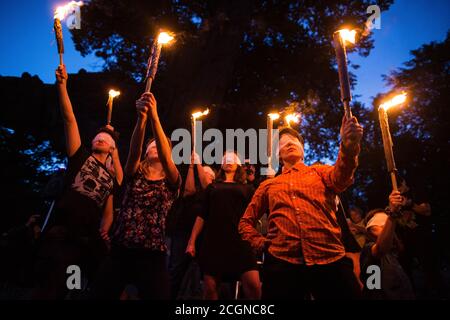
[292,196,296,199]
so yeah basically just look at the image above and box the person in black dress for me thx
[186,151,261,299]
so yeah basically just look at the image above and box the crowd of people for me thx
[0,64,443,300]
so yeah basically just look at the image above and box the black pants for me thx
[32,226,108,299]
[91,246,169,300]
[262,253,361,300]
[168,232,202,299]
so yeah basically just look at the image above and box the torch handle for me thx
[59,53,64,66]
[145,78,153,93]
[191,118,196,156]
[145,44,162,93]
[107,101,113,125]
[390,172,398,192]
[267,118,273,158]
[343,100,353,119]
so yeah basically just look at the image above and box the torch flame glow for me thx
[337,29,357,44]
[54,1,83,20]
[379,92,407,111]
[108,89,121,98]
[192,108,210,120]
[268,113,280,120]
[285,113,300,126]
[157,32,175,45]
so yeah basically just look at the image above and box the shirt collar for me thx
[282,161,305,174]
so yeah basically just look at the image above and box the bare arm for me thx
[185,216,205,257]
[196,163,213,190]
[183,165,196,197]
[99,195,114,242]
[145,93,179,185]
[55,65,81,157]
[111,147,123,185]
[371,191,403,258]
[124,101,148,177]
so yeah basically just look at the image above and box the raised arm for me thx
[124,98,148,177]
[371,191,404,258]
[324,115,363,193]
[145,93,179,185]
[196,163,213,190]
[55,65,81,157]
[183,164,196,197]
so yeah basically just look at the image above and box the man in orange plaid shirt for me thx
[239,115,363,299]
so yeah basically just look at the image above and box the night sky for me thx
[0,0,448,108]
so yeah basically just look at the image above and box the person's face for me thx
[279,134,304,165]
[222,163,238,173]
[368,226,382,240]
[91,133,114,154]
[145,141,159,160]
[350,210,363,224]
[222,152,239,173]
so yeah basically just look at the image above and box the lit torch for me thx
[106,89,121,125]
[378,92,408,191]
[267,113,280,173]
[144,31,175,92]
[285,113,300,128]
[54,1,83,65]
[333,28,356,119]
[191,108,209,157]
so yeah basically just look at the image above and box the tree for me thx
[353,32,450,226]
[71,0,393,161]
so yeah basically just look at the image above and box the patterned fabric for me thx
[239,144,360,265]
[113,169,180,251]
[71,156,114,208]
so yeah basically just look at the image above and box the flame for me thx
[192,108,210,120]
[337,29,357,44]
[379,92,407,111]
[54,1,83,20]
[285,113,300,126]
[108,89,121,98]
[157,32,175,45]
[268,113,280,120]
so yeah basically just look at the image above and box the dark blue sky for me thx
[0,0,448,108]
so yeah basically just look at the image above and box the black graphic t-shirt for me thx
[53,146,115,237]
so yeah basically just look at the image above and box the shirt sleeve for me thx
[317,143,360,193]
[238,181,270,253]
[67,146,89,173]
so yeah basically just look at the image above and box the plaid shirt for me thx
[239,144,360,265]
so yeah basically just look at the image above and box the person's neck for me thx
[146,160,165,180]
[92,152,109,165]
[282,158,303,171]
[224,171,235,182]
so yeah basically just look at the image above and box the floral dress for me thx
[112,169,180,251]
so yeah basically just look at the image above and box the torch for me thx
[144,31,175,92]
[378,92,407,191]
[284,113,300,128]
[191,108,209,158]
[267,113,280,172]
[333,28,356,119]
[54,1,83,65]
[106,89,121,125]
